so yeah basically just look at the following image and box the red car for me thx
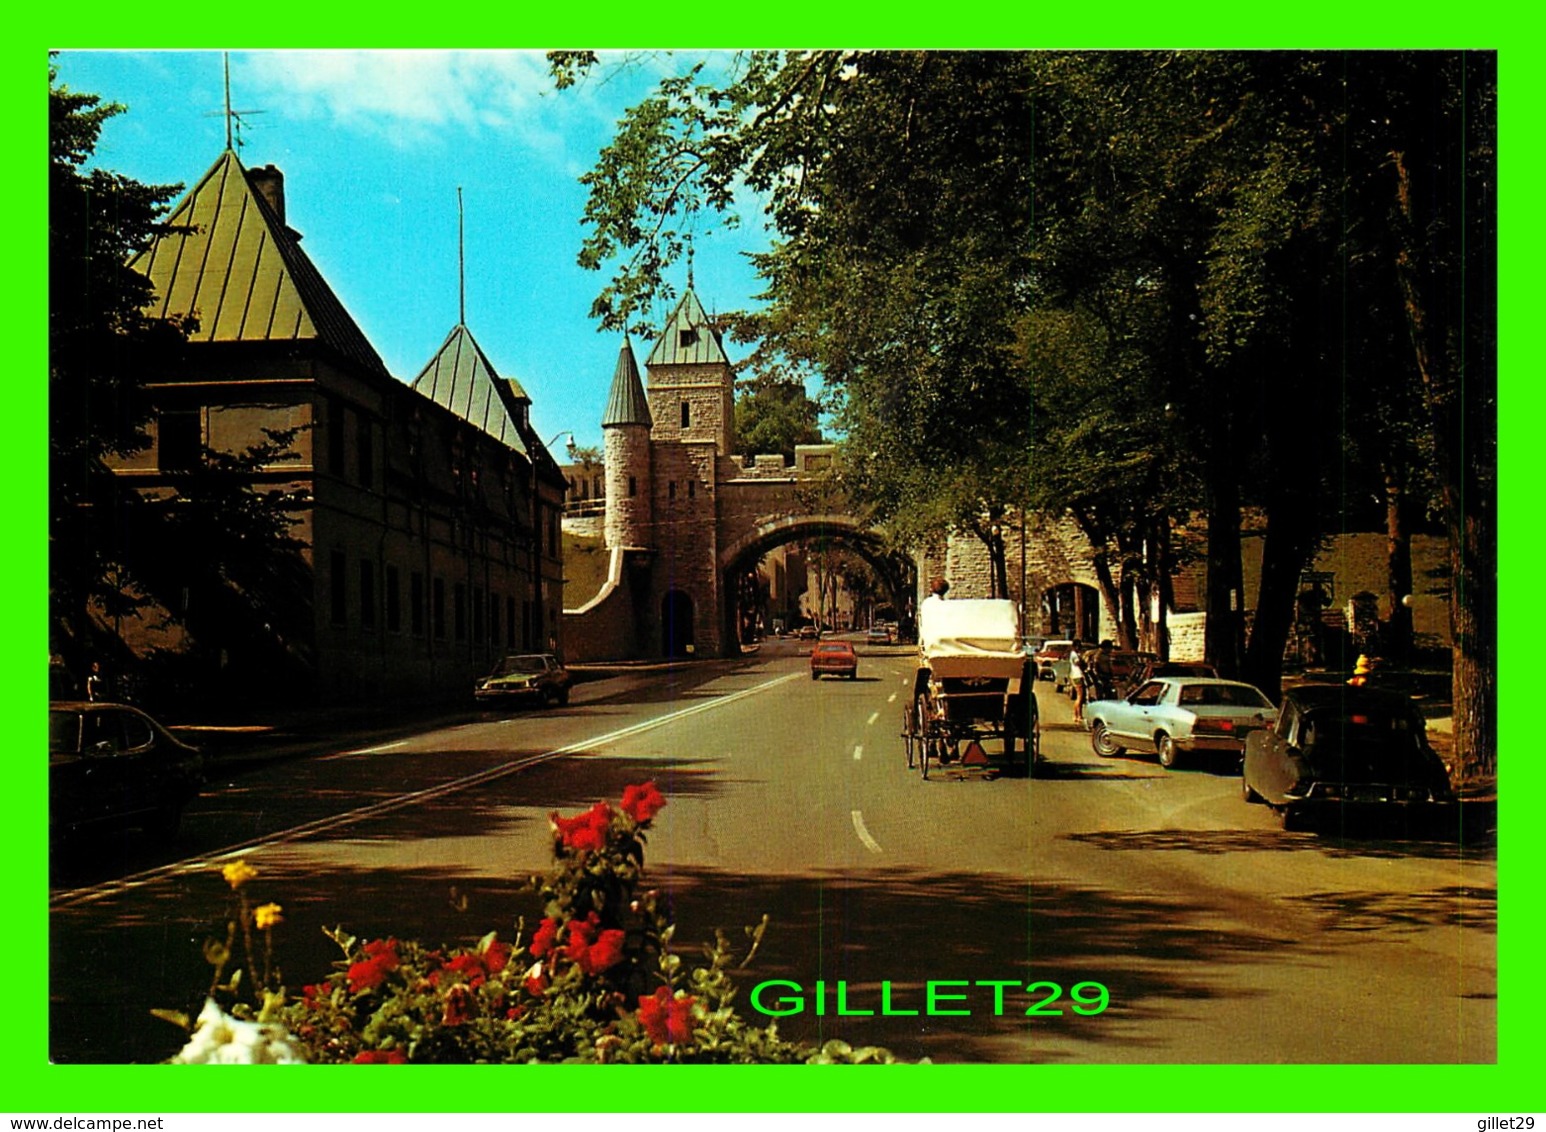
[810,641,858,680]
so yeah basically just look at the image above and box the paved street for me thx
[49,638,1496,1064]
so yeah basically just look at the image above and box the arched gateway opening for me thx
[718,515,917,656]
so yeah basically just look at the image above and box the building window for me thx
[359,560,376,630]
[679,328,698,349]
[628,475,637,497]
[330,550,347,626]
[473,586,485,645]
[158,410,202,470]
[549,509,559,556]
[688,480,696,499]
[681,401,691,428]
[432,577,446,639]
[411,572,425,636]
[357,415,374,487]
[489,591,500,648]
[386,566,401,632]
[328,399,346,474]
[669,481,677,500]
[454,583,467,641]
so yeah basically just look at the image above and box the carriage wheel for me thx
[920,733,936,779]
[903,706,917,769]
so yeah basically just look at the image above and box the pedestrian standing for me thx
[85,662,105,702]
[1068,640,1087,726]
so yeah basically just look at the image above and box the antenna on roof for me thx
[457,186,466,326]
[207,52,266,152]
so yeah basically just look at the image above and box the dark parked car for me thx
[810,640,858,680]
[475,653,573,707]
[49,701,205,842]
[1242,684,1453,830]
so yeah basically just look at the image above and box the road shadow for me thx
[1064,822,1495,862]
[52,851,1447,1065]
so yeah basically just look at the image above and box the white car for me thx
[1087,677,1277,769]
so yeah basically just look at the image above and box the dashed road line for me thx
[866,711,880,726]
[853,744,864,761]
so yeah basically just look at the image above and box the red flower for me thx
[530,917,560,958]
[522,962,547,997]
[347,939,400,994]
[352,1049,407,1064]
[581,928,626,975]
[551,802,612,853]
[441,984,475,1027]
[483,939,512,976]
[620,781,667,824]
[562,913,601,965]
[637,986,696,1046]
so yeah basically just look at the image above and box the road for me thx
[49,638,1496,1064]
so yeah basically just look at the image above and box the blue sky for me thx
[53,49,770,452]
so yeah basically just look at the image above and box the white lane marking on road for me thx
[850,810,883,853]
[853,745,864,761]
[319,740,409,761]
[866,711,879,726]
[50,671,806,910]
[887,692,897,703]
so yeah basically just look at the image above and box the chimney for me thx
[246,164,285,225]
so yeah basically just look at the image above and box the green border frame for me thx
[10,7,1535,1115]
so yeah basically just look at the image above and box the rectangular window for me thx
[357,415,374,486]
[681,400,691,428]
[454,583,467,641]
[328,399,346,474]
[330,550,347,626]
[359,560,376,630]
[411,572,426,636]
[158,410,202,470]
[432,577,446,639]
[628,475,637,497]
[473,587,485,645]
[386,566,401,633]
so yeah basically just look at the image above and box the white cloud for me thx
[239,49,562,148]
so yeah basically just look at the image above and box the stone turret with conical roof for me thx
[602,338,653,550]
[644,288,735,457]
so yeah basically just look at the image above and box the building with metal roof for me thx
[103,147,566,708]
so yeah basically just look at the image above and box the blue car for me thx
[1087,677,1277,769]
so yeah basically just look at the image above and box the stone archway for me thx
[718,515,916,654]
[661,589,695,657]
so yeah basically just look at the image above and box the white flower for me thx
[171,999,307,1064]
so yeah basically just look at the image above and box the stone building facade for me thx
[103,148,566,707]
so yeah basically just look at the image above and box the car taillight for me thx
[1194,718,1235,734]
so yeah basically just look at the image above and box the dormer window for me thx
[679,328,698,349]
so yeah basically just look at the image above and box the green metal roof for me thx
[410,323,531,456]
[129,150,388,378]
[601,339,652,428]
[644,288,729,369]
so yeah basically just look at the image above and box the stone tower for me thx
[644,289,734,456]
[601,339,652,550]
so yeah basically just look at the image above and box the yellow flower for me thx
[254,903,284,930]
[222,860,259,890]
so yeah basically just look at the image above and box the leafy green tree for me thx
[49,64,192,671]
[733,373,823,459]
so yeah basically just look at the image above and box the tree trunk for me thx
[1383,465,1415,663]
[1204,473,1244,680]
[1244,505,1318,703]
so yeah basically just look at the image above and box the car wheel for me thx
[543,686,561,708]
[1156,732,1178,769]
[848,670,857,680]
[1242,775,1264,804]
[1090,721,1124,758]
[811,671,820,680]
[557,687,570,706]
[1280,805,1302,831]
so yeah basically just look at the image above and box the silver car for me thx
[1087,677,1277,769]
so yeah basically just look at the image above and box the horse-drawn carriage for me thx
[902,598,1042,779]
